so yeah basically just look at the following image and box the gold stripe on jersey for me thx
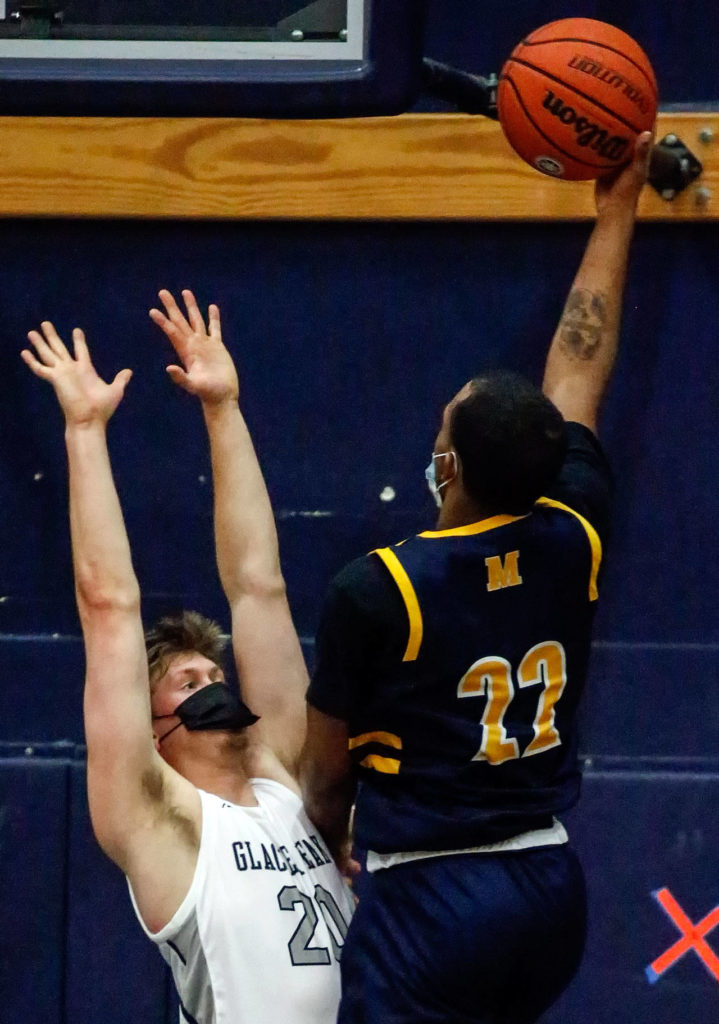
[349,730,402,751]
[373,547,423,661]
[419,512,529,538]
[536,497,602,601]
[359,753,401,774]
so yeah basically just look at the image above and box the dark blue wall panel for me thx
[65,763,169,1024]
[0,759,68,1024]
[0,639,85,743]
[547,771,719,1021]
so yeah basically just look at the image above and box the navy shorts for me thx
[338,844,587,1024]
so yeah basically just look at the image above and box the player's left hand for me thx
[594,128,654,217]
[150,289,239,406]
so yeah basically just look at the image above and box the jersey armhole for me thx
[535,497,602,600]
[371,547,423,661]
[126,790,210,942]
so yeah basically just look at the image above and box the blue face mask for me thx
[425,451,456,508]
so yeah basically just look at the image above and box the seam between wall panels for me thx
[60,759,71,1024]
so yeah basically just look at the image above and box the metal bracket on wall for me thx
[421,58,499,119]
[648,134,703,200]
[8,4,64,35]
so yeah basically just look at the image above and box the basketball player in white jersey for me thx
[21,290,352,1024]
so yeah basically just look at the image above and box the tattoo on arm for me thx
[559,288,607,361]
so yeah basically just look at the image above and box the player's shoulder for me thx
[330,549,402,602]
[564,421,612,468]
[323,546,413,637]
[540,421,613,540]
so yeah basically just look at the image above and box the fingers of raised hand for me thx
[181,289,207,335]
[40,321,71,359]
[111,368,133,397]
[149,306,175,337]
[26,323,67,366]
[207,303,222,338]
[166,364,194,393]
[636,130,654,175]
[157,289,191,335]
[20,346,53,378]
[72,327,91,363]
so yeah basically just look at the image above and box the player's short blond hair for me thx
[145,611,227,691]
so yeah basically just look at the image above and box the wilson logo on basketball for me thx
[542,90,630,160]
[568,55,653,115]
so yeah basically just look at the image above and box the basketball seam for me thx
[500,74,620,171]
[517,37,657,97]
[508,56,645,136]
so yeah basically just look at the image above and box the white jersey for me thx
[128,779,353,1024]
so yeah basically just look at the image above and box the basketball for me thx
[497,18,658,180]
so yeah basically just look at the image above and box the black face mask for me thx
[154,683,259,745]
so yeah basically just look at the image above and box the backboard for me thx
[0,1,426,116]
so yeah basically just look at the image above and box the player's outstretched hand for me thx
[595,128,654,217]
[21,322,132,426]
[150,289,239,406]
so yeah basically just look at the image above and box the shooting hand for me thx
[595,129,654,217]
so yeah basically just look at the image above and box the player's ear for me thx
[439,450,459,486]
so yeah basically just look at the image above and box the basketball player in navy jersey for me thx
[302,130,654,1024]
[21,291,351,1024]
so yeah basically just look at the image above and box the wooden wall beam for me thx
[0,112,716,220]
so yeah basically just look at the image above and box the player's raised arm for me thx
[150,290,308,777]
[20,324,200,919]
[542,130,653,434]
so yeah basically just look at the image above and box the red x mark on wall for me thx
[646,887,719,984]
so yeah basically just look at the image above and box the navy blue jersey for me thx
[308,423,612,854]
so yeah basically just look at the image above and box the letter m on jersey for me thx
[485,551,523,592]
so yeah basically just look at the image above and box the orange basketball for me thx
[497,18,657,180]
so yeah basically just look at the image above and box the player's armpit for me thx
[119,765,202,935]
[81,607,202,928]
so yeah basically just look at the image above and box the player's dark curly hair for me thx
[145,611,228,690]
[450,371,567,514]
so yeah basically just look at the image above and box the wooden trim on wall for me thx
[0,112,716,220]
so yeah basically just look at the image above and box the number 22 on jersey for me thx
[457,640,567,765]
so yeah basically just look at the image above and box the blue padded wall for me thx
[547,773,719,1021]
[64,762,172,1024]
[1,1,718,1021]
[0,757,69,1024]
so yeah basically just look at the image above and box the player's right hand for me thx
[594,128,654,217]
[21,322,132,426]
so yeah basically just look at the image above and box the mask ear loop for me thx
[152,715,184,745]
[436,450,457,492]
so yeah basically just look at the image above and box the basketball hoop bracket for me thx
[648,135,703,200]
[421,58,498,119]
